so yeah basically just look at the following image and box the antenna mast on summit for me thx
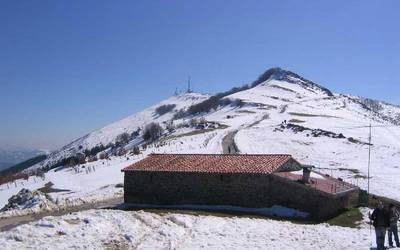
[187,76,192,93]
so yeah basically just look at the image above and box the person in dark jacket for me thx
[370,202,390,250]
[388,204,400,247]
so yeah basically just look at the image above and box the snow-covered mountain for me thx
[2,67,400,215]
[34,68,400,196]
[31,92,210,170]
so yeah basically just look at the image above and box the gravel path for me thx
[222,130,240,154]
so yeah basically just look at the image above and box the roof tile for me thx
[122,154,294,174]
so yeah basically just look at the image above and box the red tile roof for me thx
[274,171,358,195]
[122,154,296,174]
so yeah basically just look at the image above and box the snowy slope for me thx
[1,67,400,217]
[226,71,400,200]
[130,68,400,200]
[30,92,209,170]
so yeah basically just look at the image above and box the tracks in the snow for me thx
[222,130,240,154]
[221,113,271,154]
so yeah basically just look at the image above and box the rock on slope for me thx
[0,188,56,217]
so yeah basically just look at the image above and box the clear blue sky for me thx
[0,0,399,150]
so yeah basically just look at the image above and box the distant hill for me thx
[0,147,47,172]
[0,155,47,176]
[0,162,13,171]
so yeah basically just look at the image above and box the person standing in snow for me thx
[388,204,400,248]
[370,202,390,250]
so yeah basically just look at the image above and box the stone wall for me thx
[124,171,272,208]
[269,174,360,220]
[124,171,359,220]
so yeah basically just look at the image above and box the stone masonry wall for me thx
[124,171,359,220]
[124,171,273,208]
[269,174,359,220]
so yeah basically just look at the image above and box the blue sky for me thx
[0,0,399,150]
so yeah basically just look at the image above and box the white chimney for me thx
[302,166,312,184]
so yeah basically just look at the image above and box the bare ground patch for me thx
[235,110,256,114]
[270,84,296,93]
[38,182,70,194]
[161,123,229,142]
[289,112,339,118]
[288,119,305,123]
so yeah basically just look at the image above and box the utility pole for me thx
[367,123,372,206]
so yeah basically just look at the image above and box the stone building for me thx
[122,154,360,220]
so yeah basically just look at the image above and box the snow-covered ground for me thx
[0,156,142,217]
[1,69,400,250]
[2,70,400,216]
[231,79,400,200]
[0,208,374,250]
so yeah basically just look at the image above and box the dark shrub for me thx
[84,144,107,157]
[116,132,130,146]
[132,146,140,155]
[166,121,175,132]
[99,152,108,160]
[143,122,164,141]
[186,85,248,116]
[155,104,176,116]
[131,129,140,138]
[172,109,187,120]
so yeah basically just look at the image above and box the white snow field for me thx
[2,70,400,211]
[1,68,400,249]
[0,156,141,217]
[0,209,373,250]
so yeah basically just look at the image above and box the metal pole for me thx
[187,76,191,93]
[367,123,372,206]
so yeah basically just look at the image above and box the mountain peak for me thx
[250,67,282,87]
[251,67,334,97]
